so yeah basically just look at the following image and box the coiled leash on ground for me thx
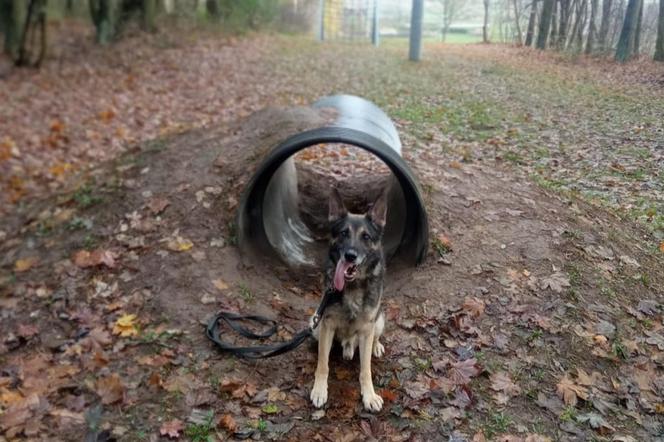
[206,288,342,359]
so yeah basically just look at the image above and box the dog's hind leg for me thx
[359,326,383,412]
[372,312,385,358]
[342,335,357,360]
[310,321,334,408]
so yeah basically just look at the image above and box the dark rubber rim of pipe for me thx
[237,99,429,268]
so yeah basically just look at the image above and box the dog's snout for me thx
[344,250,358,263]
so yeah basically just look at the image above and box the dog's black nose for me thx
[344,250,358,262]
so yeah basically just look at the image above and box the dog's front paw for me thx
[362,391,383,412]
[372,340,384,358]
[310,382,328,408]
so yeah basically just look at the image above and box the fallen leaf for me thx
[96,374,125,405]
[112,314,138,337]
[576,368,602,387]
[378,388,397,402]
[659,241,664,253]
[577,412,615,432]
[200,292,216,305]
[490,371,521,397]
[436,233,453,250]
[539,272,570,293]
[472,432,488,442]
[403,378,429,399]
[220,378,257,400]
[99,108,116,123]
[148,197,170,214]
[262,403,278,414]
[73,249,117,268]
[447,358,481,386]
[148,372,163,390]
[160,419,184,439]
[462,297,485,318]
[14,257,38,272]
[556,374,588,406]
[166,237,193,252]
[213,278,229,291]
[17,324,39,339]
[218,414,237,432]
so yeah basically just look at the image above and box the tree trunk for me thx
[2,0,27,58]
[549,0,558,46]
[557,0,571,48]
[611,0,625,45]
[655,0,664,61]
[537,0,555,48]
[206,0,221,20]
[573,0,588,51]
[483,0,490,43]
[615,0,641,62]
[513,0,523,45]
[142,0,156,32]
[632,0,642,55]
[598,0,613,51]
[525,0,539,46]
[585,0,598,53]
[89,0,117,44]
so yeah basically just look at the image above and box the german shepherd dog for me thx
[310,188,387,412]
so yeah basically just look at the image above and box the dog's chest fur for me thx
[322,281,382,341]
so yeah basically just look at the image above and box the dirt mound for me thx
[1,107,663,440]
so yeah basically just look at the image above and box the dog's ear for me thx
[367,191,387,229]
[329,188,348,223]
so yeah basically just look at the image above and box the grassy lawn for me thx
[268,36,664,244]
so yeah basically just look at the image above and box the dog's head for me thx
[328,188,387,291]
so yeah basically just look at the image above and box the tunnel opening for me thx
[261,142,404,268]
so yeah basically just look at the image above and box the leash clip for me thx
[310,313,321,330]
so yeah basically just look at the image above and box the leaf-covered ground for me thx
[1,26,664,441]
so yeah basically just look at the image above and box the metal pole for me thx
[318,0,325,41]
[371,0,380,46]
[409,0,424,61]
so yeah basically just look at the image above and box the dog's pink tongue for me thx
[334,260,351,291]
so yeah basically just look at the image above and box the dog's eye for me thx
[361,232,371,241]
[340,229,350,238]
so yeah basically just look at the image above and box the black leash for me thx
[206,288,342,359]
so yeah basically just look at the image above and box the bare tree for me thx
[597,0,613,51]
[615,0,641,61]
[483,0,490,43]
[525,0,539,46]
[633,0,643,55]
[557,0,571,49]
[1,0,27,58]
[568,0,588,51]
[440,0,464,42]
[512,0,523,44]
[549,0,558,45]
[536,0,556,48]
[585,0,598,53]
[656,0,664,61]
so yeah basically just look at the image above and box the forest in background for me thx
[0,0,663,69]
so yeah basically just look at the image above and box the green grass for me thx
[238,283,254,303]
[185,411,215,442]
[73,184,103,209]
[560,405,577,423]
[483,412,513,438]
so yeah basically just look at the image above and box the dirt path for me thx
[1,32,664,442]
